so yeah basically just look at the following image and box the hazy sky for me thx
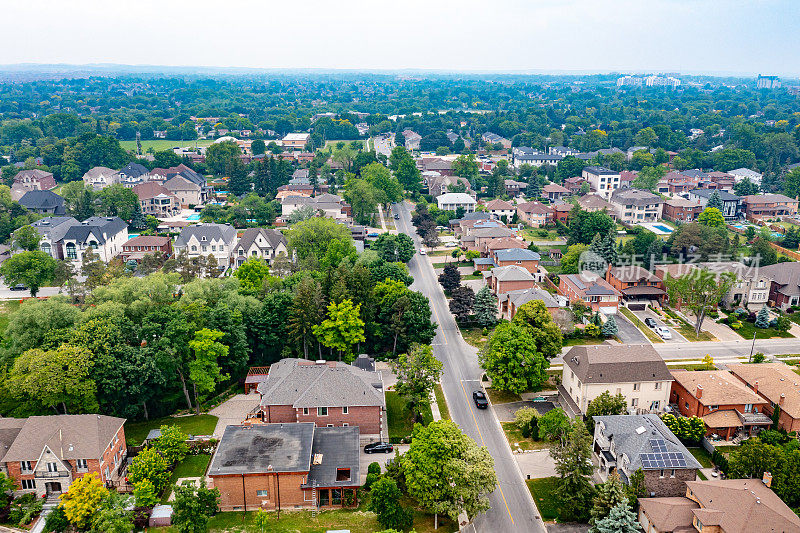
[3,0,799,75]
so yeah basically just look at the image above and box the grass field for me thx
[486,388,522,404]
[118,139,214,151]
[562,336,606,347]
[501,422,551,452]
[727,320,794,340]
[124,414,218,446]
[386,391,433,443]
[434,384,451,421]
[620,307,664,343]
[687,447,713,468]
[460,326,492,350]
[162,454,212,503]
[324,139,365,149]
[526,477,560,521]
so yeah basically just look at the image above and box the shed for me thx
[149,504,173,527]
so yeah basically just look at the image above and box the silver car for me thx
[655,326,672,340]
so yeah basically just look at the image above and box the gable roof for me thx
[727,362,800,419]
[543,183,570,194]
[473,227,515,239]
[233,227,287,252]
[516,201,554,215]
[83,166,117,179]
[689,188,740,201]
[564,344,672,384]
[164,175,201,191]
[257,359,384,409]
[502,287,560,309]
[133,181,174,201]
[494,248,540,261]
[610,188,663,206]
[31,217,81,242]
[486,237,527,251]
[491,265,534,282]
[608,265,660,283]
[124,235,171,248]
[671,370,767,407]
[63,216,127,245]
[175,223,237,247]
[2,414,125,463]
[759,262,800,297]
[118,162,149,178]
[484,199,515,211]
[577,194,613,210]
[18,190,65,214]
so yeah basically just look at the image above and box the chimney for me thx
[763,471,773,488]
[696,384,703,399]
[780,394,786,406]
[754,380,759,394]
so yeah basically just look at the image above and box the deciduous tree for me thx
[314,299,366,362]
[188,328,229,415]
[665,270,736,335]
[394,344,443,421]
[480,322,549,393]
[369,476,413,531]
[0,250,56,296]
[60,472,108,530]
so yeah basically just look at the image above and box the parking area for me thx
[614,312,650,344]
[359,443,409,483]
[493,400,556,422]
[628,307,688,343]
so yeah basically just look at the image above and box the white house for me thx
[729,167,763,186]
[608,188,664,223]
[436,193,477,213]
[232,228,288,267]
[174,223,237,266]
[82,167,121,190]
[61,216,129,263]
[582,166,621,200]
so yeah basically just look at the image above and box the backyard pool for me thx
[187,214,201,221]
[639,222,674,235]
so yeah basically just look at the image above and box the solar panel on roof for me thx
[650,439,668,453]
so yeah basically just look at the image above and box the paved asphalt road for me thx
[0,284,62,300]
[393,202,546,533]
[374,135,393,158]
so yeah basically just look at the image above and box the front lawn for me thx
[501,422,551,452]
[726,319,794,340]
[526,477,560,521]
[562,336,606,347]
[486,388,522,404]
[386,391,433,443]
[460,325,492,350]
[124,414,219,446]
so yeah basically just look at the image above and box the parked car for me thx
[445,242,457,248]
[655,326,672,340]
[394,213,399,219]
[9,284,27,291]
[644,317,657,328]
[364,442,394,454]
[473,390,488,409]
[418,249,427,255]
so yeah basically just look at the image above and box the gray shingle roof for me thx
[233,227,286,253]
[494,248,541,262]
[306,426,360,488]
[564,345,672,384]
[689,189,740,201]
[31,217,80,242]
[610,188,663,206]
[118,162,149,178]
[63,216,127,245]
[18,190,65,214]
[503,287,559,308]
[491,265,534,282]
[174,223,237,247]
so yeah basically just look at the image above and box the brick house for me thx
[503,179,528,197]
[133,182,181,217]
[728,363,800,433]
[119,235,173,262]
[13,169,57,192]
[563,176,589,195]
[209,423,359,512]
[559,271,621,314]
[0,415,126,498]
[759,262,800,310]
[471,227,517,250]
[484,265,536,295]
[542,183,570,201]
[576,194,616,220]
[593,414,701,497]
[669,370,771,440]
[498,287,561,321]
[662,198,702,223]
[250,359,385,437]
[606,265,666,304]
[491,248,541,273]
[552,203,572,224]
[483,199,515,221]
[484,237,528,256]
[515,201,554,227]
[688,189,741,220]
[741,193,799,219]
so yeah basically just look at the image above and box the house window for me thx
[342,406,348,415]
[336,468,351,482]
[302,408,309,416]
[21,479,35,490]
[47,462,58,473]
[745,404,753,413]
[654,382,662,390]
[104,467,110,480]
[256,489,268,497]
[327,424,334,427]
[670,469,676,478]
[710,405,718,411]
[659,470,665,478]
[76,459,88,470]
[631,398,638,408]
[633,383,640,391]
[318,407,328,416]
[342,423,349,427]
[211,245,217,252]
[66,243,77,259]
[20,461,33,472]
[201,246,208,252]
[651,401,660,411]
[191,245,197,252]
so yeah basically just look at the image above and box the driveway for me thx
[208,393,261,437]
[360,444,408,483]
[614,312,650,344]
[516,450,557,480]
[494,400,556,422]
[629,307,687,343]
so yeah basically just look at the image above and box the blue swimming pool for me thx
[187,214,201,221]
[651,224,674,233]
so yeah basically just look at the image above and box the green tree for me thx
[751,237,777,266]
[538,408,571,441]
[11,224,40,251]
[250,139,266,155]
[560,243,589,274]
[288,276,324,359]
[403,420,497,528]
[394,344,443,421]
[172,480,220,533]
[132,478,159,508]
[60,472,108,530]
[626,468,646,508]
[515,407,539,439]
[369,476,414,531]
[567,207,615,246]
[473,286,497,327]
[233,258,272,296]
[698,207,725,228]
[590,472,628,530]
[593,501,641,533]
[92,492,134,533]
[206,140,241,176]
[511,300,564,359]
[452,154,479,184]
[550,419,595,522]
[362,162,403,204]
[151,425,189,465]
[128,447,170,494]
[660,414,705,444]
[601,315,618,337]
[449,285,475,320]
[665,270,736,336]
[438,263,461,292]
[706,190,723,211]
[755,306,770,328]
[0,250,57,296]
[97,184,138,219]
[314,299,366,362]
[129,202,147,230]
[188,328,229,415]
[287,217,355,263]
[734,177,759,196]
[479,322,549,393]
[372,233,415,263]
[0,472,15,508]
[784,168,800,199]
[585,391,627,432]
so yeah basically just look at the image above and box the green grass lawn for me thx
[124,414,218,446]
[118,139,214,151]
[433,260,473,270]
[562,337,606,347]
[486,388,522,404]
[386,391,433,443]
[162,454,212,503]
[522,229,561,242]
[434,384,451,421]
[726,320,794,340]
[526,477,560,521]
[687,447,713,468]
[460,326,492,350]
[324,139,365,149]
[501,422,551,452]
[668,363,716,371]
[666,313,716,341]
[620,307,663,343]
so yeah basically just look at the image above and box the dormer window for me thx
[201,236,207,241]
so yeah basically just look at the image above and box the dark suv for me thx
[473,390,489,409]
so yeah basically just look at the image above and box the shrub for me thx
[368,462,382,476]
[514,407,539,439]
[364,472,380,490]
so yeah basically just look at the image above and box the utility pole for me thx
[748,332,757,362]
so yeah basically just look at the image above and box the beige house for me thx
[483,199,515,221]
[560,345,673,416]
[82,166,121,190]
[609,188,664,223]
[164,175,203,207]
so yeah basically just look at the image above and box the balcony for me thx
[35,471,70,478]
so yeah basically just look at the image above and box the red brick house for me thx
[491,248,541,274]
[741,194,799,218]
[484,236,527,255]
[606,265,666,304]
[728,363,800,434]
[0,415,126,498]
[559,271,621,313]
[249,359,385,437]
[485,265,536,295]
[669,370,771,440]
[209,423,360,512]
[662,198,702,223]
[13,169,57,191]
[563,176,589,195]
[119,235,173,262]
[759,263,800,310]
[552,203,572,224]
[515,201,554,228]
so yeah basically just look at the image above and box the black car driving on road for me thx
[364,441,394,454]
[473,390,488,409]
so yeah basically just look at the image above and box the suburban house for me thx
[606,266,666,305]
[471,227,517,251]
[740,193,799,219]
[281,133,310,150]
[669,369,771,440]
[662,198,702,223]
[436,193,476,213]
[29,217,80,260]
[426,174,472,197]
[481,132,511,149]
[491,248,541,273]
[250,358,385,437]
[515,201,554,227]
[609,188,664,223]
[164,175,203,207]
[543,183,570,201]
[61,216,129,263]
[498,287,561,321]
[420,158,453,176]
[759,262,800,310]
[699,261,770,310]
[119,235,173,263]
[402,130,422,150]
[576,194,616,218]
[561,345,673,416]
[559,271,621,314]
[638,479,800,533]
[82,166,121,190]
[485,237,528,256]
[173,223,237,266]
[484,265,537,295]
[0,414,126,498]
[208,423,359,512]
[280,194,351,220]
[17,190,66,215]
[552,203,572,224]
[483,199,515,221]
[12,169,57,192]
[510,147,562,167]
[133,182,180,218]
[564,176,590,195]
[117,162,151,187]
[728,362,800,433]
[582,166,622,200]
[729,167,763,185]
[503,179,528,197]
[549,146,581,157]
[688,189,741,220]
[151,165,209,204]
[232,227,288,267]
[592,414,701,497]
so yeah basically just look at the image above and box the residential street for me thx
[393,202,546,533]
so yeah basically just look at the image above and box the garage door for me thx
[627,303,647,311]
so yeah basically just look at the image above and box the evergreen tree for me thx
[589,472,628,529]
[550,419,595,523]
[644,238,663,268]
[129,202,147,230]
[593,501,642,533]
[707,190,723,211]
[601,315,618,337]
[473,286,497,327]
[755,306,770,328]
